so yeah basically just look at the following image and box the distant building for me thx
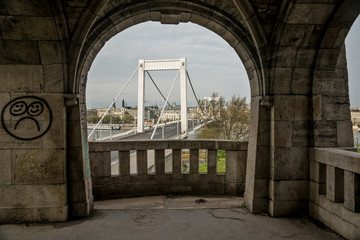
[161,103,181,121]
[87,108,97,116]
[351,107,360,126]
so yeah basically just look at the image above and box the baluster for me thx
[318,163,326,194]
[190,149,199,174]
[137,150,147,175]
[172,149,181,174]
[326,166,344,202]
[119,150,130,177]
[155,149,165,174]
[225,151,238,182]
[344,171,360,212]
[208,149,217,174]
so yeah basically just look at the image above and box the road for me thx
[120,121,195,140]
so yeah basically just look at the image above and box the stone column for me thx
[244,96,271,213]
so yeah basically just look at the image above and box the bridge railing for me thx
[310,148,360,239]
[89,140,248,200]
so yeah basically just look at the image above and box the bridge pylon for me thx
[137,58,188,135]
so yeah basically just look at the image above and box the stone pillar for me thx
[180,58,188,134]
[268,94,310,216]
[137,59,145,133]
[244,96,271,213]
[66,75,93,218]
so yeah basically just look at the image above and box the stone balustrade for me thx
[89,140,247,200]
[310,148,360,239]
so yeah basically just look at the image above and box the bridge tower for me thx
[137,58,187,135]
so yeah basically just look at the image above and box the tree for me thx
[87,114,100,123]
[121,114,134,124]
[196,93,250,140]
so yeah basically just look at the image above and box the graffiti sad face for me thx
[2,96,52,140]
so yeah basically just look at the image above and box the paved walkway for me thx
[0,196,343,240]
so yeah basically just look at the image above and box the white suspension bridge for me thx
[88,58,210,141]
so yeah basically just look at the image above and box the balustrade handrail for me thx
[89,139,248,152]
[313,147,360,174]
[88,139,248,200]
[310,147,360,239]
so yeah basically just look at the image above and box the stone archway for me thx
[68,0,272,216]
[2,0,360,223]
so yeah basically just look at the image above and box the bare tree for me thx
[196,93,250,140]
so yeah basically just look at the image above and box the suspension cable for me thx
[150,70,180,139]
[186,70,212,122]
[88,66,139,139]
[146,71,181,118]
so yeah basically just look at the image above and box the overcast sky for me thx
[87,22,249,108]
[87,17,360,108]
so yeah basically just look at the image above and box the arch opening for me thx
[67,0,270,217]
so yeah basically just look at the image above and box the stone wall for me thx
[0,1,68,223]
[0,0,359,226]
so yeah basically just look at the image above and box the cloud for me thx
[87,22,250,108]
[88,18,360,109]
[346,17,360,107]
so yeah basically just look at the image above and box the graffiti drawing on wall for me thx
[1,96,52,140]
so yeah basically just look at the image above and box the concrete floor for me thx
[0,196,343,240]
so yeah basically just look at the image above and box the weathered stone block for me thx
[0,65,43,93]
[273,68,292,94]
[313,70,348,96]
[295,49,316,68]
[0,150,11,184]
[275,47,297,68]
[316,49,341,70]
[39,41,63,64]
[2,0,52,16]
[12,149,65,184]
[0,126,42,149]
[280,24,312,47]
[287,4,335,24]
[253,178,268,199]
[0,205,68,223]
[337,120,353,147]
[292,121,310,147]
[2,17,58,40]
[273,121,292,147]
[269,180,308,201]
[312,95,322,120]
[0,40,40,64]
[273,95,310,121]
[114,17,133,32]
[272,147,308,180]
[313,121,337,147]
[43,64,65,93]
[90,151,111,177]
[269,199,308,217]
[322,96,350,121]
[244,193,268,214]
[292,68,311,94]
[132,12,151,25]
[0,184,67,207]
